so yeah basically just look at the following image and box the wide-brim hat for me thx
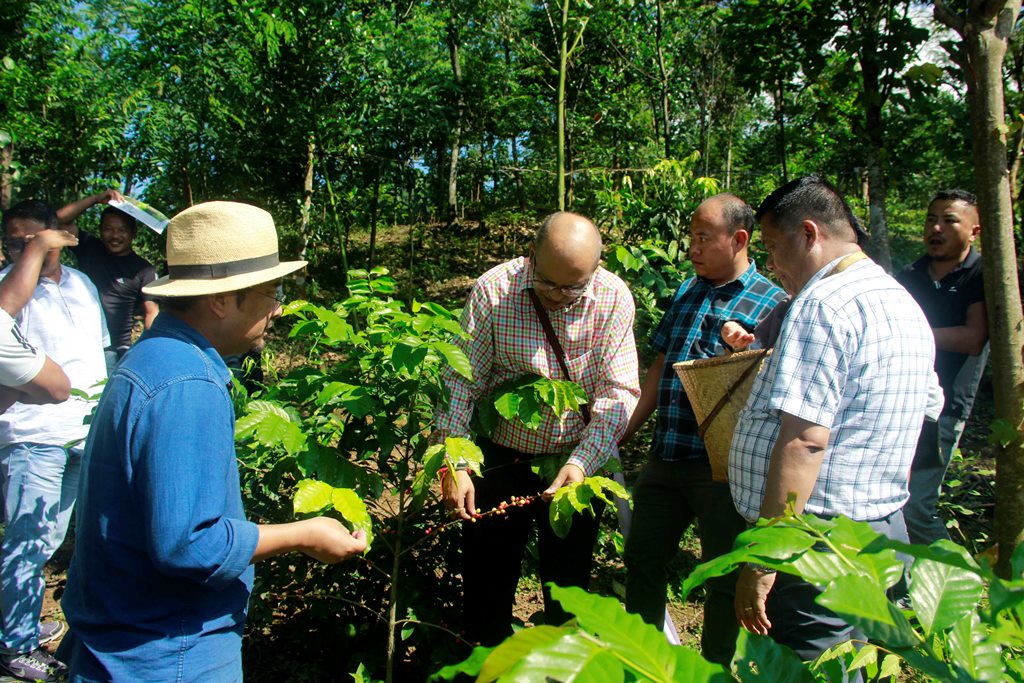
[143,201,306,297]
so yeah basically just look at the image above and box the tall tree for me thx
[935,0,1024,578]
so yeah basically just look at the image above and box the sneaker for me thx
[0,647,67,682]
[38,620,66,646]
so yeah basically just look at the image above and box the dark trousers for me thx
[623,457,746,665]
[461,439,604,647]
[766,509,910,683]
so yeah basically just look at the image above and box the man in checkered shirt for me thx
[730,176,935,662]
[621,193,785,665]
[435,212,641,646]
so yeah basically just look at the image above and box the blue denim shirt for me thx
[62,313,260,682]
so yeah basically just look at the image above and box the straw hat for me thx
[143,201,306,297]
[673,349,770,482]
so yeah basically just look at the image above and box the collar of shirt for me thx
[692,259,761,294]
[911,246,980,280]
[147,313,233,387]
[794,252,869,304]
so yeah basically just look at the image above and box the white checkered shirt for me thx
[729,256,935,522]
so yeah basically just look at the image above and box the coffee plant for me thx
[235,268,629,681]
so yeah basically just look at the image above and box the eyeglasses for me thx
[250,287,286,307]
[531,263,591,297]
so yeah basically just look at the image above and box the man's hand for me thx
[442,469,476,520]
[97,189,125,205]
[542,463,585,501]
[25,229,78,253]
[735,565,776,635]
[297,516,367,563]
[721,321,755,352]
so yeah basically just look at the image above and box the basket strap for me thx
[697,349,768,439]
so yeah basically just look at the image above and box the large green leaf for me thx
[430,645,493,681]
[331,487,372,536]
[316,382,375,418]
[493,391,521,421]
[478,625,566,682]
[817,575,920,648]
[673,647,731,682]
[549,585,677,680]
[294,479,334,514]
[503,633,623,682]
[516,391,543,430]
[445,437,484,475]
[733,631,815,683]
[827,516,904,588]
[392,340,429,374]
[910,557,984,635]
[946,613,1003,682]
[433,341,473,380]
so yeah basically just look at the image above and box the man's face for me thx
[760,218,808,296]
[4,217,60,277]
[924,199,979,263]
[226,281,283,355]
[689,206,740,286]
[100,213,135,256]
[531,247,598,311]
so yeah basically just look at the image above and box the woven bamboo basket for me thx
[673,348,770,482]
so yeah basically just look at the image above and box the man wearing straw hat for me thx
[60,202,367,682]
[622,193,784,664]
[730,175,934,662]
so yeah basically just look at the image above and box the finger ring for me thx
[743,607,754,611]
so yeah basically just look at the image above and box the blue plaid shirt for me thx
[649,261,785,463]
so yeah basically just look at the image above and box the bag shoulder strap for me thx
[527,288,592,425]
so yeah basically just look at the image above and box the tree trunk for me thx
[775,76,788,181]
[857,8,893,271]
[447,18,463,225]
[864,142,893,271]
[369,164,382,270]
[937,0,1024,578]
[655,0,671,159]
[0,142,11,211]
[557,0,570,210]
[510,135,526,212]
[298,138,315,264]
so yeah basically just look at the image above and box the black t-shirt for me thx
[895,248,985,416]
[71,232,158,350]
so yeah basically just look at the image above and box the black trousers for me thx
[460,438,604,646]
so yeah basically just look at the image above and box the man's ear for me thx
[206,292,232,320]
[802,220,822,247]
[971,222,981,241]
[733,228,750,251]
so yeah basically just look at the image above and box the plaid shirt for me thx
[434,257,640,475]
[649,262,784,463]
[730,256,935,522]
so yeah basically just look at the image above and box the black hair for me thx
[756,174,857,242]
[930,189,977,207]
[2,200,57,233]
[100,206,138,234]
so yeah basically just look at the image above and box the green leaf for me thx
[549,585,678,680]
[817,575,920,648]
[733,631,815,683]
[433,341,473,380]
[331,487,373,541]
[431,645,493,680]
[947,613,1003,681]
[505,633,623,682]
[909,557,984,635]
[316,382,375,418]
[516,391,543,430]
[493,391,521,420]
[392,341,428,374]
[549,494,575,539]
[478,625,567,682]
[673,647,731,682]
[988,419,1019,448]
[294,479,334,514]
[445,437,484,475]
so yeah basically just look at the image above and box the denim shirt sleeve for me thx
[132,378,259,589]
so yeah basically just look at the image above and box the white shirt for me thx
[0,265,109,447]
[0,309,44,386]
[730,256,935,522]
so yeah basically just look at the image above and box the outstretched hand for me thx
[735,565,775,635]
[299,516,367,564]
[721,321,755,352]
[542,463,585,501]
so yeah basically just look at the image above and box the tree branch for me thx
[934,0,965,35]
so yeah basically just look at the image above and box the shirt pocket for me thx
[563,350,594,387]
